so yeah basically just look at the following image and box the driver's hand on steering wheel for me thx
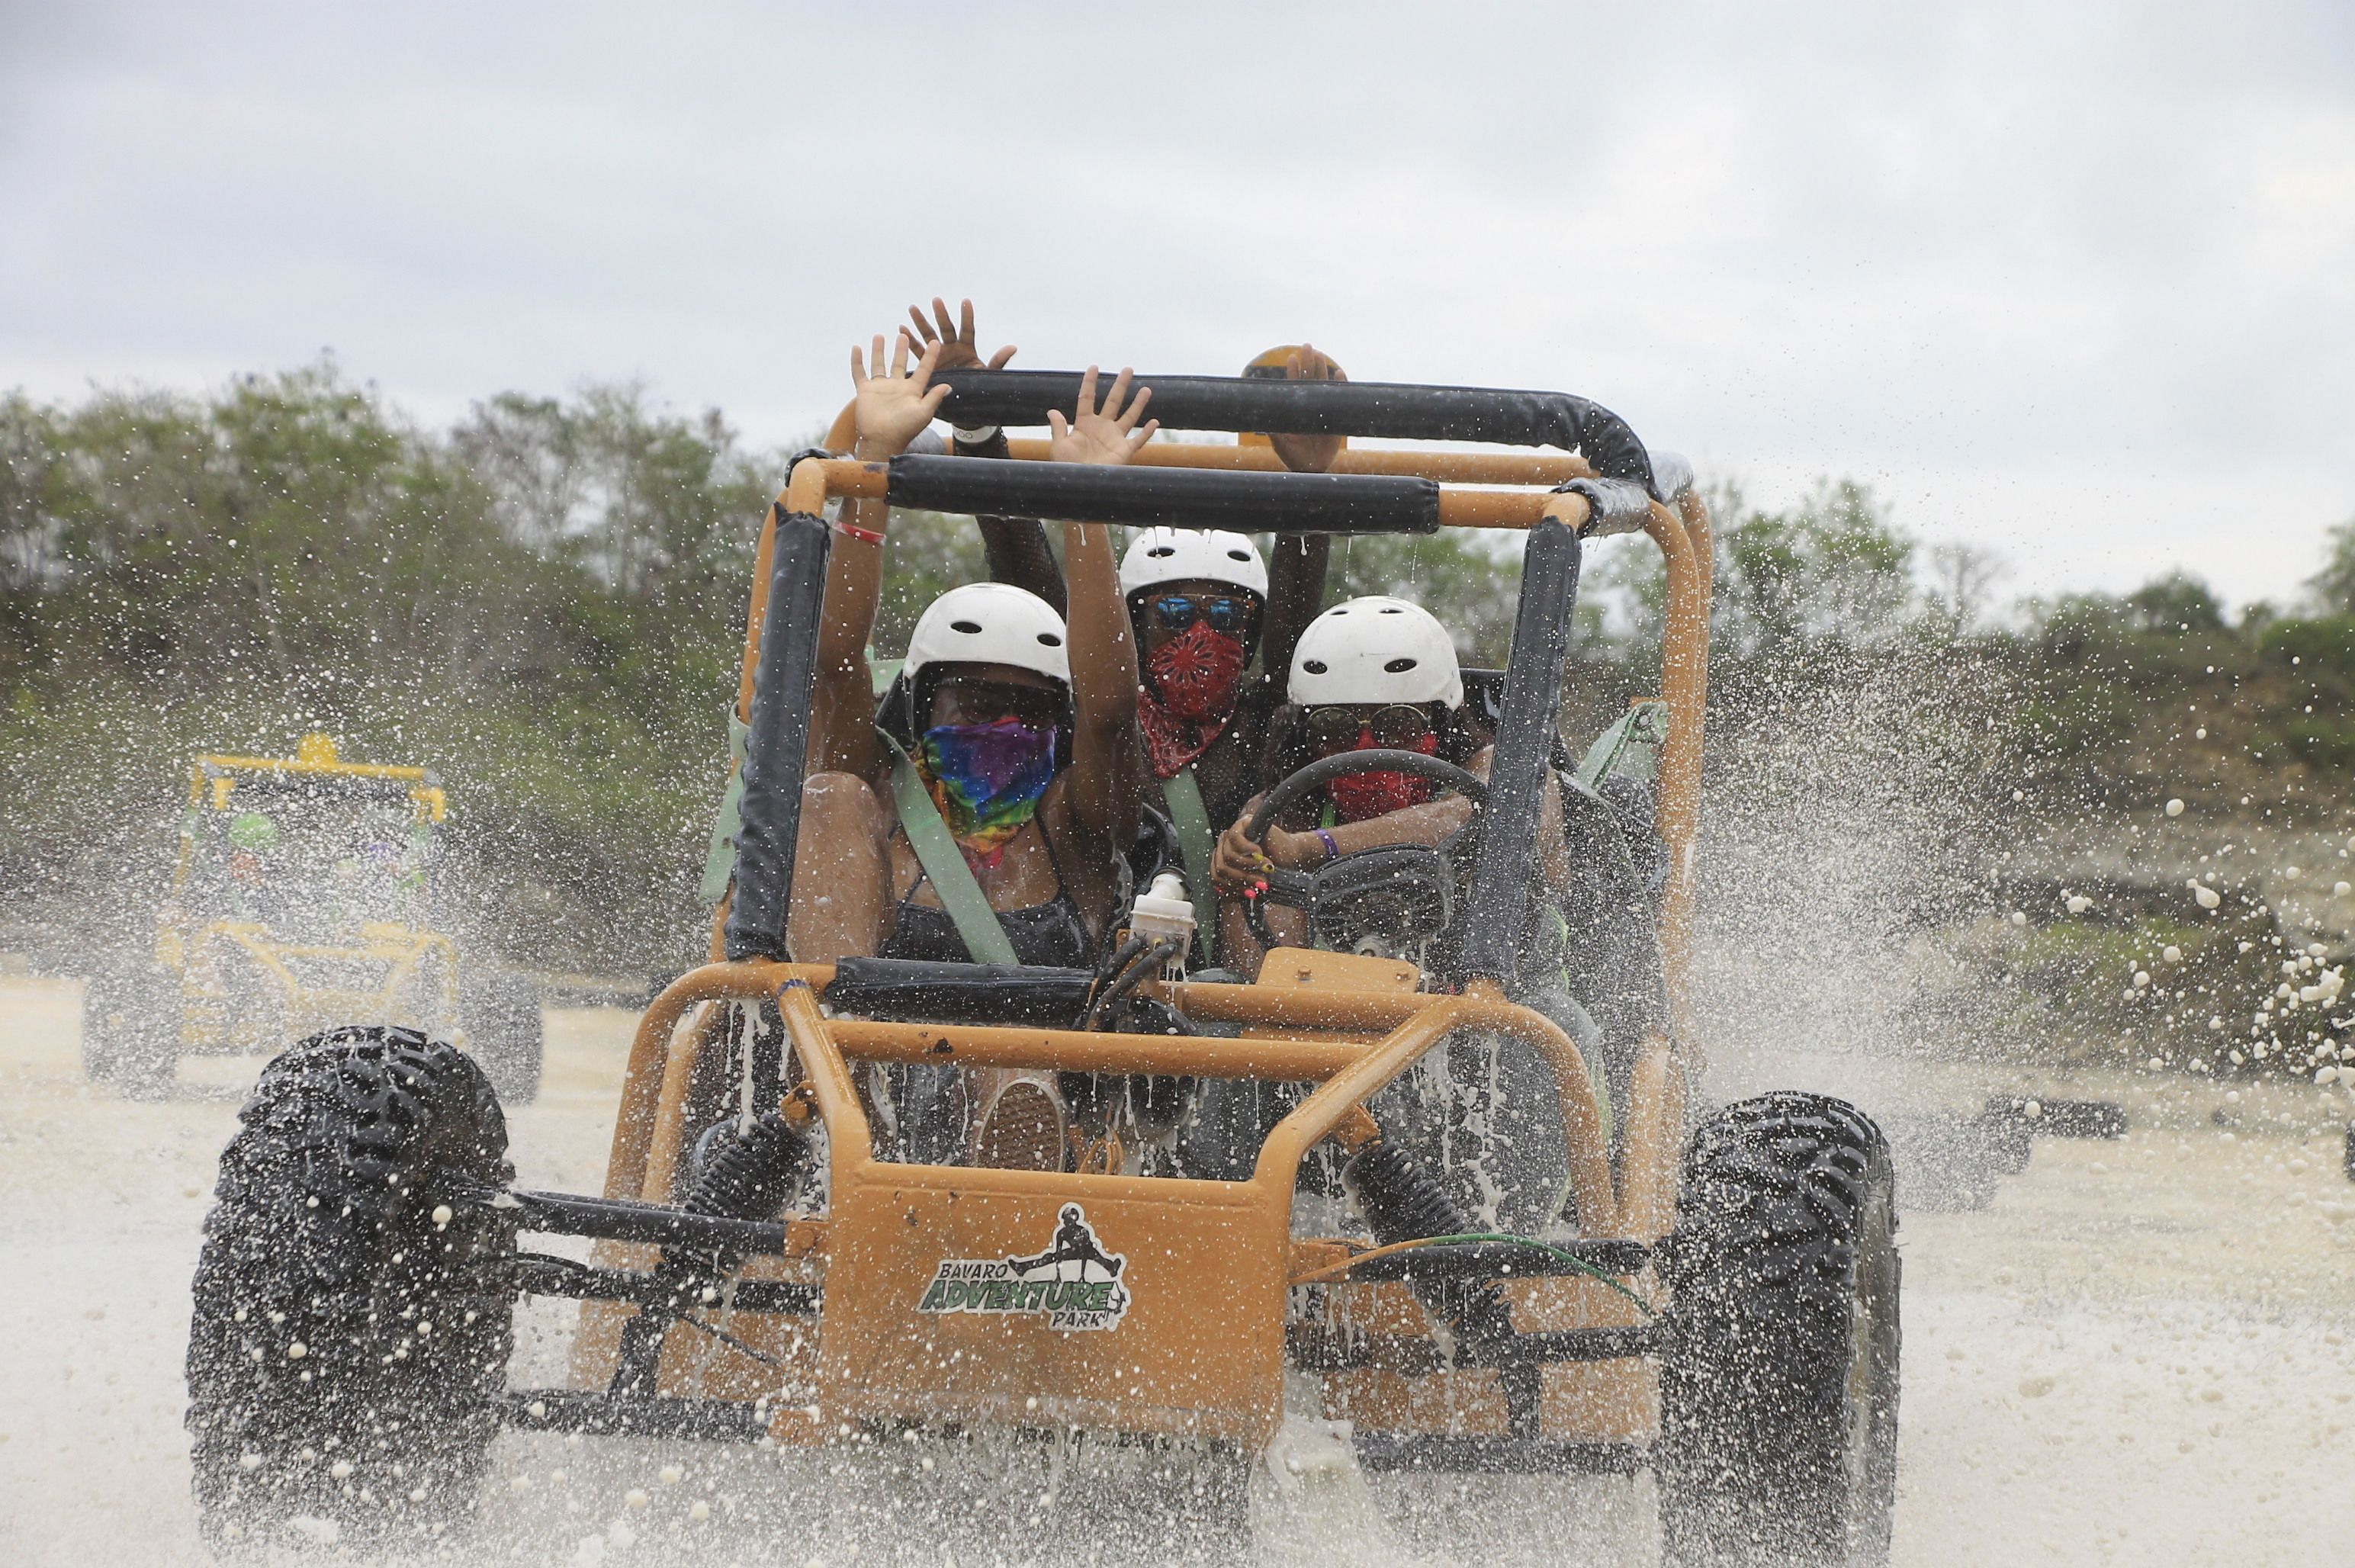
[1211,795,1316,894]
[1211,799,1272,895]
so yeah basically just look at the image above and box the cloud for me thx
[2,0,2348,604]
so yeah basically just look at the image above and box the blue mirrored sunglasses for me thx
[1149,593,1252,635]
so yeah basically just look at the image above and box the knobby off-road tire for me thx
[464,969,544,1104]
[185,1027,516,1550]
[1658,1092,1900,1567]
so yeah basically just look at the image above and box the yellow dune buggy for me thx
[87,733,541,1100]
[185,373,1897,1563]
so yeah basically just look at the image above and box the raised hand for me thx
[1046,366,1158,467]
[904,296,1017,373]
[1269,342,1348,474]
[849,330,949,459]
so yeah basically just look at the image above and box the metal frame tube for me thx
[1643,499,1708,1033]
[603,963,1622,1237]
[723,512,830,961]
[684,426,1714,1262]
[1007,438,1595,487]
[1457,501,1585,985]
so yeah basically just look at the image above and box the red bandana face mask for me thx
[1326,731,1440,822]
[1138,620,1248,778]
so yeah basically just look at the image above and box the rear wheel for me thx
[185,1027,515,1550]
[1658,1092,1900,1567]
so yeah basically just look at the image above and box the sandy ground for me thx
[2,975,2352,1565]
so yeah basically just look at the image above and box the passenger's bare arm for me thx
[906,295,1068,612]
[1261,345,1347,676]
[1046,366,1158,845]
[810,331,948,779]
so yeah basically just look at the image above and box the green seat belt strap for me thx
[699,711,753,907]
[1158,766,1221,962]
[879,733,1021,968]
[1576,698,1669,790]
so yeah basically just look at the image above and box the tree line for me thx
[4,363,2348,974]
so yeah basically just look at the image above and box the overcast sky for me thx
[4,2,2350,608]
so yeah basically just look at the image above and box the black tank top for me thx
[877,819,1094,969]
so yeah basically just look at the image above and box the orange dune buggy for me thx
[185,370,1898,1564]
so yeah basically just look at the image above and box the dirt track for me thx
[3,977,2352,1565]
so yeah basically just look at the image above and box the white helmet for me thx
[1288,596,1463,708]
[904,582,1071,687]
[1119,528,1269,601]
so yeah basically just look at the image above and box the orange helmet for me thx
[1239,344,1346,450]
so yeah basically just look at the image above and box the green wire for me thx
[1379,1232,1657,1317]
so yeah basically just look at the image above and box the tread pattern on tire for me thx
[1657,1091,1900,1567]
[185,1026,514,1548]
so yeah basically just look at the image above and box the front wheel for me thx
[1657,1092,1900,1566]
[185,1027,516,1550]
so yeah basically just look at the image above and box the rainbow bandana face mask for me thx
[918,719,1059,868]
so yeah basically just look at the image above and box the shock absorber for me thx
[1341,1138,1515,1356]
[609,1112,814,1398]
[680,1112,813,1225]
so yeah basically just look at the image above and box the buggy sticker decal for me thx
[915,1203,1131,1331]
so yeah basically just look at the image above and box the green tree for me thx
[2121,570,2225,634]
[1322,530,1523,666]
[1716,479,1915,658]
[0,362,790,972]
[872,508,990,654]
[2308,517,2355,615]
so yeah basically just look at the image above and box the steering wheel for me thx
[1240,749,1488,950]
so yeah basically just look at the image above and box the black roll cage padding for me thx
[824,957,1097,1026]
[931,369,1657,496]
[885,454,1440,535]
[1455,516,1582,987]
[723,509,830,962]
[822,957,1190,1034]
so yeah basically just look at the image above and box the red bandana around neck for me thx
[1137,621,1248,779]
[1326,731,1441,822]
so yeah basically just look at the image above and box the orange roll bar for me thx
[824,1019,1368,1079]
[603,960,1621,1235]
[1643,499,1708,1034]
[602,961,827,1202]
[1006,438,1597,487]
